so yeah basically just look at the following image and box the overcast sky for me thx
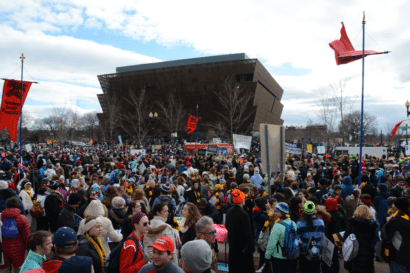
[1,0,409,133]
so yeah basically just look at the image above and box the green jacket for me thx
[20,250,45,273]
[265,218,297,260]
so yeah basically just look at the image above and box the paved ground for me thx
[215,243,390,273]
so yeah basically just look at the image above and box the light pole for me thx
[149,112,158,144]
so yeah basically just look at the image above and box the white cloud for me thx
[84,17,103,29]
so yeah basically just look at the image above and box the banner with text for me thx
[285,142,301,154]
[233,134,252,150]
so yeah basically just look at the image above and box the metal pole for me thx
[195,104,198,154]
[19,53,25,165]
[280,126,284,188]
[264,125,271,196]
[358,13,366,186]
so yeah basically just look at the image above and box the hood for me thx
[325,198,338,212]
[350,217,378,229]
[84,199,107,217]
[1,208,21,219]
[0,188,17,199]
[343,176,352,186]
[378,191,390,199]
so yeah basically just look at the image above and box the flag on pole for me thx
[391,119,410,137]
[329,22,382,65]
[0,79,32,142]
[186,115,199,134]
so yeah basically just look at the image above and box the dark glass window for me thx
[236,73,254,82]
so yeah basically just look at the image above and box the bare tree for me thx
[37,106,69,141]
[104,94,120,141]
[120,87,150,146]
[340,110,377,144]
[314,89,337,144]
[157,92,186,137]
[211,76,255,143]
[81,111,100,140]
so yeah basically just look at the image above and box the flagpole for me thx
[358,13,365,186]
[19,53,25,165]
[195,104,198,154]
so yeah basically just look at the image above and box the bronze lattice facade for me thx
[97,53,284,138]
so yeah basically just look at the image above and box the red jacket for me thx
[42,258,63,273]
[119,232,146,273]
[0,208,30,269]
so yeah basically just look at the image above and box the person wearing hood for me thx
[360,175,376,200]
[250,167,263,188]
[314,178,329,204]
[44,181,63,233]
[0,197,31,273]
[374,183,390,227]
[0,180,25,214]
[77,199,123,257]
[58,193,82,232]
[344,205,378,273]
[324,197,346,273]
[340,176,354,200]
[381,197,410,273]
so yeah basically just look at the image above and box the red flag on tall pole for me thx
[329,22,383,65]
[186,115,199,134]
[0,79,32,141]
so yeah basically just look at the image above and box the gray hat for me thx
[71,179,79,188]
[181,239,212,273]
[0,180,8,190]
[160,183,170,194]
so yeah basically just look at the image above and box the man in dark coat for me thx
[0,181,25,214]
[45,181,62,233]
[226,189,254,273]
[58,193,82,232]
[200,198,220,224]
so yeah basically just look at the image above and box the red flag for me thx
[186,115,199,134]
[0,79,32,141]
[391,119,410,137]
[329,22,380,65]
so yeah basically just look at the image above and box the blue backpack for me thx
[1,218,19,239]
[276,221,299,260]
[104,236,139,273]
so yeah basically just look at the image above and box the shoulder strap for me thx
[126,236,140,262]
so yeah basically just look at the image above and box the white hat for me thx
[0,180,8,189]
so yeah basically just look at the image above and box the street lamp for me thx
[149,112,158,144]
[406,100,410,117]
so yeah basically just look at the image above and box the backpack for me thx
[305,235,321,261]
[104,236,139,273]
[30,202,44,218]
[276,221,299,260]
[1,218,19,239]
[342,233,359,262]
[257,227,270,252]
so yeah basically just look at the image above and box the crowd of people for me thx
[0,144,408,273]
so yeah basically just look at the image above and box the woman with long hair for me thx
[344,205,378,273]
[143,203,179,264]
[101,186,119,209]
[296,201,326,273]
[289,196,305,223]
[77,216,105,273]
[20,230,53,273]
[119,212,150,273]
[180,202,201,246]
[132,188,149,212]
[184,180,201,207]
[360,194,377,221]
[121,201,146,239]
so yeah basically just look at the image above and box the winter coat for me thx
[361,183,376,200]
[252,209,267,243]
[250,173,263,187]
[143,215,179,264]
[265,218,297,259]
[139,260,184,273]
[226,205,255,273]
[58,204,78,232]
[200,203,220,224]
[0,188,26,215]
[0,208,30,269]
[184,188,200,206]
[344,217,378,273]
[381,209,410,267]
[152,195,176,212]
[42,256,65,273]
[326,210,346,244]
[108,208,127,230]
[77,200,123,256]
[341,176,354,200]
[20,250,45,273]
[121,216,133,240]
[119,232,146,273]
[296,217,326,255]
[77,235,104,273]
[19,189,34,226]
[374,190,390,227]
[44,191,62,222]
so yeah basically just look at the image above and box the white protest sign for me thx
[130,149,146,156]
[170,159,176,166]
[213,138,221,144]
[317,146,326,154]
[25,144,32,152]
[285,142,301,154]
[321,234,335,267]
[233,134,252,150]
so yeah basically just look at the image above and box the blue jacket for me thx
[252,210,267,243]
[296,217,326,255]
[20,250,45,273]
[152,195,176,212]
[0,189,26,215]
[250,174,263,188]
[340,176,354,200]
[373,190,390,227]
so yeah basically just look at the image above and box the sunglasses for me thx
[142,221,150,227]
[201,230,217,236]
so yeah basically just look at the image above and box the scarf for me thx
[145,185,153,197]
[359,182,367,189]
[85,233,106,268]
[391,209,410,221]
[180,217,188,233]
[195,190,200,204]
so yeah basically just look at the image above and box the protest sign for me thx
[118,135,123,145]
[130,149,146,156]
[285,142,301,154]
[25,144,32,152]
[198,149,207,155]
[208,145,218,153]
[317,146,326,154]
[213,138,221,144]
[321,234,335,267]
[233,134,252,150]
[307,144,313,153]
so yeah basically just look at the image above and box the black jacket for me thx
[226,205,254,273]
[200,203,220,224]
[344,217,378,273]
[108,208,127,230]
[180,228,196,246]
[121,216,133,240]
[326,210,346,244]
[77,235,104,273]
[58,204,78,232]
[382,209,410,267]
[45,192,62,221]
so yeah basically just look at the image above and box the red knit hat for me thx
[325,198,337,212]
[232,189,245,204]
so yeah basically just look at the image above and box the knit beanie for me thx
[181,239,212,273]
[394,197,410,212]
[304,201,316,215]
[378,183,388,192]
[49,181,59,190]
[0,180,8,190]
[67,193,82,205]
[58,256,93,273]
[112,196,125,209]
[132,212,146,225]
[275,202,289,215]
[160,183,170,194]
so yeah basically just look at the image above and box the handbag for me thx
[257,227,270,252]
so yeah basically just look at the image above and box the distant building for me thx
[285,124,328,142]
[97,53,284,141]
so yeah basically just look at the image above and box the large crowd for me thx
[0,144,409,273]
